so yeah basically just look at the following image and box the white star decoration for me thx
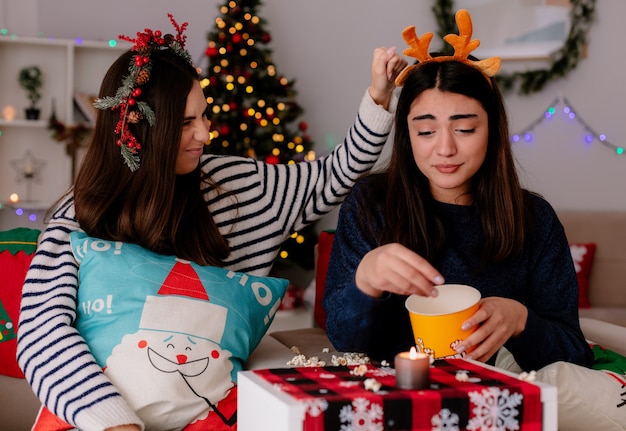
[10,150,45,182]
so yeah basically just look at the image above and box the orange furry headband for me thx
[395,9,501,86]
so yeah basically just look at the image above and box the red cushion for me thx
[569,243,596,309]
[0,227,40,378]
[314,230,335,330]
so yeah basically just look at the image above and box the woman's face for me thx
[407,88,488,204]
[176,82,210,175]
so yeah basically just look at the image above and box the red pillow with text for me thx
[569,243,596,309]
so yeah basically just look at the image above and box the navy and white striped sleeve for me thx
[16,196,142,430]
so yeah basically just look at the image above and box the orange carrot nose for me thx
[176,355,188,364]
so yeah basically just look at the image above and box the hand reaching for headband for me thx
[369,46,408,110]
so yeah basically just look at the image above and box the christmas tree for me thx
[201,0,317,272]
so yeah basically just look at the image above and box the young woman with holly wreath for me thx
[17,15,407,431]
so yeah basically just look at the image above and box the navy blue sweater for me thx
[324,177,594,371]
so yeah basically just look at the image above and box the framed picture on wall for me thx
[73,92,98,126]
[455,0,571,62]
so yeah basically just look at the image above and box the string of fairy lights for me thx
[511,96,624,156]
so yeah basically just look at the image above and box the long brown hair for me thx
[72,49,229,266]
[363,60,531,268]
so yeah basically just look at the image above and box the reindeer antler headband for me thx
[395,9,501,87]
[94,14,192,172]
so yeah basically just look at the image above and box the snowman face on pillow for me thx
[105,326,234,429]
[70,232,288,429]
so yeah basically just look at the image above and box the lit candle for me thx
[2,106,16,121]
[23,158,35,176]
[394,346,430,390]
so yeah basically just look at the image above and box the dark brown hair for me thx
[363,60,531,268]
[72,49,229,266]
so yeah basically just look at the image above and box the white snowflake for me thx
[431,408,460,431]
[338,397,384,431]
[303,398,328,417]
[569,244,588,273]
[467,387,523,431]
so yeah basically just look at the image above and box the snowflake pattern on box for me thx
[432,408,460,431]
[304,398,328,417]
[253,360,542,431]
[339,397,384,431]
[468,387,523,430]
[0,301,17,343]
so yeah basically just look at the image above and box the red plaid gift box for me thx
[239,359,556,431]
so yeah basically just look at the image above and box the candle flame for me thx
[409,346,418,359]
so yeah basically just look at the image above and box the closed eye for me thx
[184,112,208,127]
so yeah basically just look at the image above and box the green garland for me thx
[432,0,596,94]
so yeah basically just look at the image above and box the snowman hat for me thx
[139,258,228,343]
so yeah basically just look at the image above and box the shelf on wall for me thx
[0,35,129,206]
[0,201,51,211]
[0,119,48,128]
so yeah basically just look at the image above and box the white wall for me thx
[505,0,626,212]
[2,0,624,235]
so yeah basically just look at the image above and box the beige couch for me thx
[558,211,626,327]
[2,210,625,430]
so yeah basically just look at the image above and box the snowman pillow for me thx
[70,232,288,430]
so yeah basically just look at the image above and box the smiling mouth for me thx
[435,164,460,173]
[187,147,204,155]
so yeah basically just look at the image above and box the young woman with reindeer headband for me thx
[324,12,626,430]
[324,9,593,372]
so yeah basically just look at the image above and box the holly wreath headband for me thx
[395,9,501,87]
[94,14,192,172]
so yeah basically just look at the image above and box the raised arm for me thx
[285,47,408,230]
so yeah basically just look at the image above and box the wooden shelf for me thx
[1,200,51,211]
[0,119,48,128]
[0,35,129,221]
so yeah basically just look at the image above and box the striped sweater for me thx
[16,90,393,431]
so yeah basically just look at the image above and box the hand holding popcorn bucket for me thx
[405,284,481,359]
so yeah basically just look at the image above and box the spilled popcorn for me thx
[285,346,370,368]
[350,364,368,376]
[286,354,326,367]
[455,370,470,382]
[331,352,370,366]
[518,370,537,382]
[364,378,382,393]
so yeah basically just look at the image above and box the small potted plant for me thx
[18,65,43,120]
